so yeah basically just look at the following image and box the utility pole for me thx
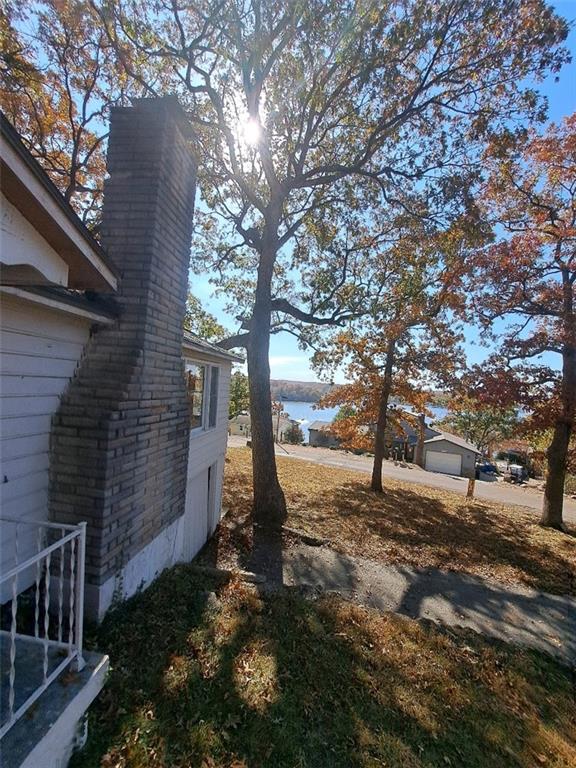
[274,397,283,443]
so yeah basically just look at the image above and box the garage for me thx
[425,450,462,475]
[423,432,481,478]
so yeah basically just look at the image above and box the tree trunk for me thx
[414,413,426,467]
[542,271,575,530]
[371,340,395,492]
[541,420,570,529]
[247,221,287,531]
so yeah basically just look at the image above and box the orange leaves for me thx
[481,112,576,247]
[1,1,131,224]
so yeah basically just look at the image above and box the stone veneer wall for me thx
[49,98,197,617]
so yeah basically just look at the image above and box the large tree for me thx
[436,395,519,456]
[16,0,570,529]
[315,214,478,490]
[468,114,576,529]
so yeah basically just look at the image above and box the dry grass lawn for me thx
[73,567,576,768]
[214,448,576,596]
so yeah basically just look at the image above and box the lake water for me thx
[281,401,448,442]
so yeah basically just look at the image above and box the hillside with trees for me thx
[270,380,334,403]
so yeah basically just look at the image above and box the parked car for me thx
[475,460,498,479]
[508,464,529,483]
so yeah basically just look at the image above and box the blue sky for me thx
[191,1,576,383]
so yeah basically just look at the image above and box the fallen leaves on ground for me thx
[209,448,576,595]
[73,568,576,768]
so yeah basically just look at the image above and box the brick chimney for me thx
[49,98,197,618]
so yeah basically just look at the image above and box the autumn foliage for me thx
[1,0,572,532]
[468,114,576,527]
[0,2,135,224]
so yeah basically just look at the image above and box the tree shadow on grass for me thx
[282,543,576,663]
[316,481,576,596]
[72,565,575,768]
[201,458,286,585]
[392,564,576,663]
[197,509,285,588]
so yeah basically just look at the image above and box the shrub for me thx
[284,422,304,444]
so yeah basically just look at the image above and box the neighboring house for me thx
[229,413,251,437]
[423,431,481,478]
[229,412,295,442]
[0,99,240,767]
[387,413,441,461]
[308,420,341,448]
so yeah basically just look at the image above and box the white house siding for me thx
[0,293,92,599]
[88,352,233,618]
[183,352,232,560]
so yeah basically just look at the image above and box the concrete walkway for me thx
[283,543,576,664]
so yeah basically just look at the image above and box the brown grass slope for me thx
[217,448,576,596]
[73,569,576,768]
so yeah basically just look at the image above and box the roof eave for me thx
[182,331,244,363]
[1,113,118,292]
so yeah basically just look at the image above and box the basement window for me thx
[185,362,220,432]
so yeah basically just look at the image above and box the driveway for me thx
[227,436,576,524]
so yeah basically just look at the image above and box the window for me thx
[186,363,205,429]
[185,361,220,431]
[208,366,219,428]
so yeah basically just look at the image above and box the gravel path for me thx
[283,543,576,664]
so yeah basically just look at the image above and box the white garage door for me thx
[425,451,462,475]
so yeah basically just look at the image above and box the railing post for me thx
[0,518,89,737]
[73,522,87,672]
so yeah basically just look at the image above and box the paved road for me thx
[284,543,576,663]
[228,436,576,524]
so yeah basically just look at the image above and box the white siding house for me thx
[183,334,241,558]
[1,112,118,766]
[112,335,241,600]
[1,115,118,600]
[0,102,240,766]
[0,292,111,601]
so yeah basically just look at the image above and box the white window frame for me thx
[186,360,220,435]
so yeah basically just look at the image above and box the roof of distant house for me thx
[182,331,244,362]
[308,420,334,431]
[424,431,481,454]
[230,412,293,425]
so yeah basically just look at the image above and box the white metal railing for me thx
[0,518,86,739]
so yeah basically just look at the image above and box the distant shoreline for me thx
[270,379,333,404]
[270,379,448,408]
